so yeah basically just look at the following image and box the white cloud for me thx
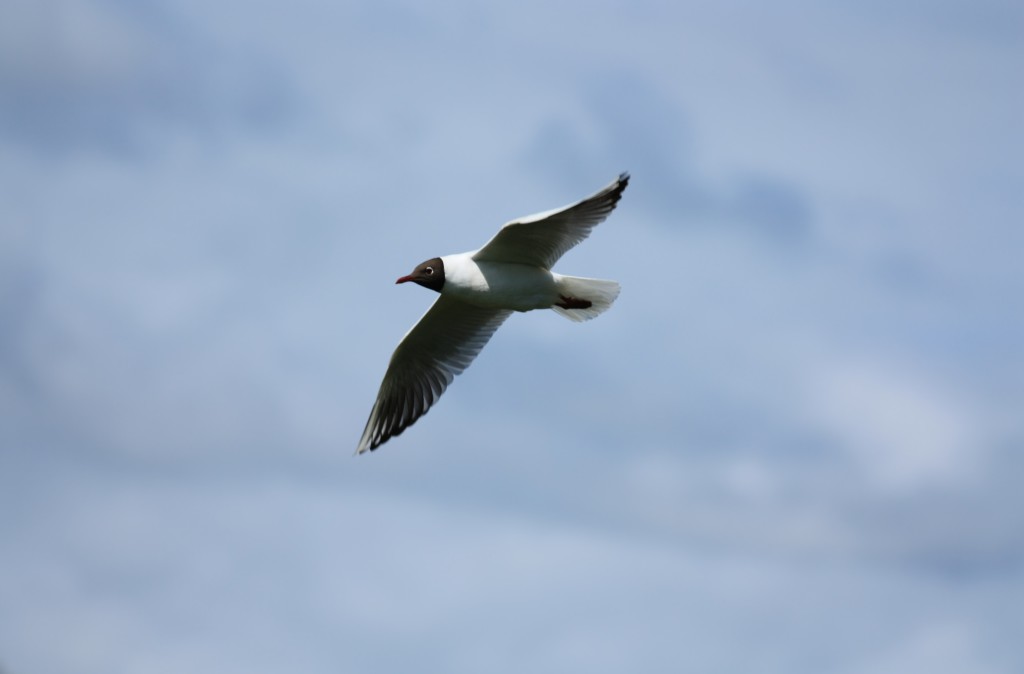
[844,621,1003,674]
[807,360,986,492]
[3,463,1019,674]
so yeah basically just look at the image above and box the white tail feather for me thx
[551,275,620,322]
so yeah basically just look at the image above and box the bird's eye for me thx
[424,267,434,275]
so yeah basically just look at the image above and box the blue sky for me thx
[1,0,1022,672]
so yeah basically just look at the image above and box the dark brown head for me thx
[396,257,445,293]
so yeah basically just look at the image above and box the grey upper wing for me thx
[355,295,512,454]
[472,172,629,269]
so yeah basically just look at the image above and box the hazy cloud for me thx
[0,0,297,156]
[1,1,1021,673]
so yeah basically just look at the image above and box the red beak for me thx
[395,275,414,284]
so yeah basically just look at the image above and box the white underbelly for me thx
[441,256,557,311]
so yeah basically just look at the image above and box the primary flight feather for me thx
[356,172,630,454]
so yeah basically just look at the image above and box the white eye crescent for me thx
[425,267,434,275]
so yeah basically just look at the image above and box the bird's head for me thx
[396,257,445,292]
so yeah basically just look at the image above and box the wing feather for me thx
[356,295,511,453]
[472,173,629,269]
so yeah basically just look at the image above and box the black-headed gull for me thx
[356,173,630,454]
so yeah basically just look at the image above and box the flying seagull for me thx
[356,172,630,454]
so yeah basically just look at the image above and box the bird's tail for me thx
[551,275,620,322]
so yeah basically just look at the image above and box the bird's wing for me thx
[356,295,512,454]
[472,172,629,269]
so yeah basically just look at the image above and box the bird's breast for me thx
[440,254,557,312]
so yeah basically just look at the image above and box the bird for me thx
[356,172,630,454]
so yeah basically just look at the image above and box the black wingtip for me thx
[602,172,629,206]
[611,172,630,198]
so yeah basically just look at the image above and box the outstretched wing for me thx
[472,172,629,269]
[356,295,511,454]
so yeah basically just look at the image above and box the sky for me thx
[1,0,1022,672]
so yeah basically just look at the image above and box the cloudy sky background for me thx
[1,0,1022,672]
